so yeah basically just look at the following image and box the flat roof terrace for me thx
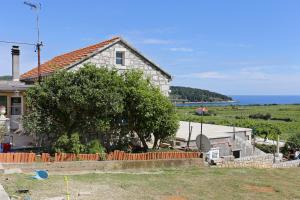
[176,121,252,141]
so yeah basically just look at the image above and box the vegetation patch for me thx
[1,167,300,200]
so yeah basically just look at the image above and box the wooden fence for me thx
[54,153,101,162]
[106,150,200,161]
[0,151,200,163]
[0,153,35,163]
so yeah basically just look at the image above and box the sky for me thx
[0,0,300,95]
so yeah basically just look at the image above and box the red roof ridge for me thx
[20,36,121,80]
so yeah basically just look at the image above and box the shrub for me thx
[270,117,293,122]
[86,140,105,154]
[69,133,86,154]
[54,133,85,154]
[53,134,69,153]
[255,144,276,153]
[249,113,271,120]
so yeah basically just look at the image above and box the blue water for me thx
[176,95,300,107]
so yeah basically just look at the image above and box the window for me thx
[233,150,240,158]
[208,148,220,160]
[0,96,7,114]
[11,97,22,115]
[116,51,124,65]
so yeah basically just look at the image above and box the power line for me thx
[0,40,35,46]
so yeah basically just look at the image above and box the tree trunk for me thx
[138,133,148,151]
[153,136,159,149]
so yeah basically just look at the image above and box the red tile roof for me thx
[20,37,120,80]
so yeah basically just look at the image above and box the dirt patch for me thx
[164,196,187,200]
[244,185,275,193]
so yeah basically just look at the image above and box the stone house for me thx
[21,36,172,96]
[0,37,172,148]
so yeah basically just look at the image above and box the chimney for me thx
[11,46,20,81]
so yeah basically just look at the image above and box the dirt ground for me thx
[1,167,300,200]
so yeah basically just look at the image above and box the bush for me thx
[86,140,105,154]
[69,133,86,154]
[255,144,276,153]
[249,113,271,120]
[54,133,85,154]
[270,117,293,122]
[53,134,69,153]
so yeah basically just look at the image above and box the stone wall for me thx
[234,154,273,163]
[273,160,300,168]
[214,161,273,169]
[1,158,203,173]
[71,41,170,96]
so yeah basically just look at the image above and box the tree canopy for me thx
[23,64,179,152]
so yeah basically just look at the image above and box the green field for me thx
[176,104,300,139]
[1,167,300,200]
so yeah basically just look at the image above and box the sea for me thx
[175,95,300,107]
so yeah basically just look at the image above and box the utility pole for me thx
[200,93,204,151]
[187,122,192,149]
[24,1,42,83]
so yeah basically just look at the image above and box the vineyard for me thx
[177,104,300,139]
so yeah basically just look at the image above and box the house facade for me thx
[21,37,172,96]
[0,46,31,131]
[0,37,172,148]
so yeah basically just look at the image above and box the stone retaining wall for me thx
[273,160,300,168]
[234,154,273,163]
[214,161,272,169]
[0,158,203,173]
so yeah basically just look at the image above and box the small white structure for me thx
[175,121,257,158]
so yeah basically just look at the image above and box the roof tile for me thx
[20,37,120,80]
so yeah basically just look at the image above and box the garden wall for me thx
[1,158,203,173]
[273,160,300,168]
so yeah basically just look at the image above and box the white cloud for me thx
[178,71,228,79]
[169,47,193,52]
[239,67,268,80]
[176,68,270,81]
[141,38,172,45]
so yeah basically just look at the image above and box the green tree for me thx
[283,132,300,153]
[24,64,125,150]
[152,94,179,149]
[123,70,179,150]
[24,64,179,152]
[252,123,281,141]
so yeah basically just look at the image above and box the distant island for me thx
[170,86,233,102]
[0,75,12,81]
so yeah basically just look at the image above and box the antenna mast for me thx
[24,1,42,83]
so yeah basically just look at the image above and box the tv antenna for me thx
[24,1,42,83]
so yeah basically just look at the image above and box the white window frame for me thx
[208,148,220,160]
[114,48,127,70]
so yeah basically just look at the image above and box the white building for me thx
[175,121,260,158]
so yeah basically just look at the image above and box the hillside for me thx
[0,76,12,81]
[170,86,232,102]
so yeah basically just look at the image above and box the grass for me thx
[176,104,300,139]
[1,167,300,200]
